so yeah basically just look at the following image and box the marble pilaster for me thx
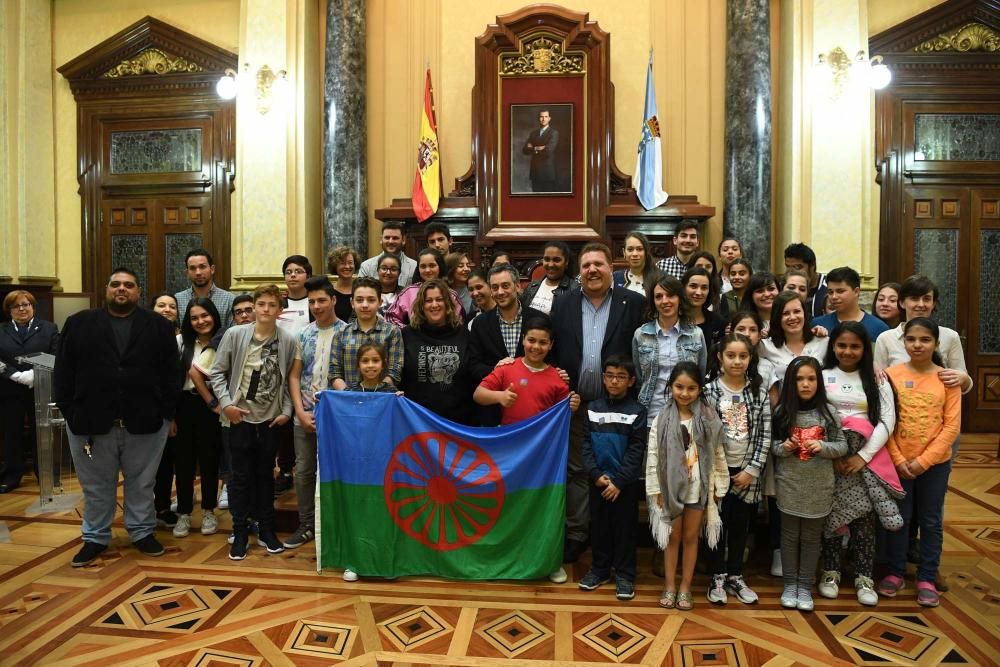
[323,0,367,256]
[723,0,772,270]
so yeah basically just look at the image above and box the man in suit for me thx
[522,109,560,192]
[468,264,545,425]
[0,291,59,492]
[55,268,181,567]
[549,243,646,563]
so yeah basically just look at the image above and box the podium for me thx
[16,351,81,513]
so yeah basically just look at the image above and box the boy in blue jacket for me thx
[579,354,648,601]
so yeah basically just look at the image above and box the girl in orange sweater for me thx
[878,317,961,608]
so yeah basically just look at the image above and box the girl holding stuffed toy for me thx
[771,356,848,612]
[645,362,729,611]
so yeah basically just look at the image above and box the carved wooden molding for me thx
[103,47,204,78]
[913,21,1000,52]
[499,34,586,75]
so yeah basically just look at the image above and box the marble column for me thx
[323,0,368,256]
[724,0,772,270]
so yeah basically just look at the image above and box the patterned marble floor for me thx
[0,436,998,666]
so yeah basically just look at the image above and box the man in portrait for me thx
[522,109,560,192]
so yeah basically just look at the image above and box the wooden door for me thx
[968,189,1000,430]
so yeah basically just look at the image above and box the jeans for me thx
[566,401,591,543]
[886,460,951,583]
[780,512,824,590]
[229,420,279,533]
[712,472,758,577]
[173,393,221,514]
[153,436,175,514]
[588,481,639,581]
[67,421,169,545]
[292,423,317,529]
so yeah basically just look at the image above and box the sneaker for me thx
[156,510,178,529]
[855,576,878,606]
[796,588,815,612]
[133,534,165,556]
[615,579,635,601]
[173,514,191,538]
[707,573,728,604]
[201,510,219,535]
[217,485,229,510]
[770,549,783,577]
[343,568,359,582]
[258,530,285,554]
[229,533,249,561]
[71,541,107,567]
[725,575,758,604]
[548,567,568,584]
[877,574,905,598]
[283,526,315,549]
[916,581,940,608]
[228,520,259,544]
[273,473,293,496]
[578,571,610,591]
[780,585,798,608]
[818,570,840,599]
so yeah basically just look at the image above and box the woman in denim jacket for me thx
[632,275,708,428]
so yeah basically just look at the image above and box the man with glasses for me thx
[175,249,236,329]
[55,268,181,566]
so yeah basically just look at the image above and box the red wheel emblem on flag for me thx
[384,431,505,551]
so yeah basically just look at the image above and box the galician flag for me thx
[411,69,440,222]
[634,55,668,210]
[315,392,569,580]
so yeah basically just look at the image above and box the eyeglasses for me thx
[603,373,630,382]
[12,302,32,310]
[233,307,254,316]
[284,268,307,276]
[379,266,400,273]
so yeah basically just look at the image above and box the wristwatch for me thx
[206,397,219,409]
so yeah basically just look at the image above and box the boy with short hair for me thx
[810,266,889,341]
[330,278,403,390]
[474,316,581,584]
[209,284,297,560]
[577,354,647,601]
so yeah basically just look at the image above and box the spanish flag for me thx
[411,69,440,223]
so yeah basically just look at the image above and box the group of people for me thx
[1,219,965,615]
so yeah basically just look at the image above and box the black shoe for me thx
[72,541,107,567]
[616,578,636,601]
[156,510,178,529]
[133,534,165,556]
[229,533,249,560]
[0,482,18,494]
[273,473,293,496]
[563,538,587,564]
[258,530,285,554]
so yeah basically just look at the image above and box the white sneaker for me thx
[796,588,815,612]
[201,510,219,535]
[173,513,191,538]
[780,585,798,608]
[707,574,728,604]
[548,567,568,584]
[770,549,783,577]
[855,576,878,606]
[725,575,759,604]
[343,568,359,582]
[217,485,229,510]
[818,570,840,599]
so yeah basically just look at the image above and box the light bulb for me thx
[869,63,891,90]
[216,74,238,100]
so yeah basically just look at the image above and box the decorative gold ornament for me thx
[914,22,1000,53]
[500,35,585,76]
[104,48,204,77]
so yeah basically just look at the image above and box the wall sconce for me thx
[815,48,891,98]
[215,63,290,114]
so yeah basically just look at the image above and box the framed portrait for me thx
[509,104,573,195]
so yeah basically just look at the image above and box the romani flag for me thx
[314,392,569,579]
[411,69,440,222]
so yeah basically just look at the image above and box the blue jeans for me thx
[68,422,169,545]
[886,460,951,583]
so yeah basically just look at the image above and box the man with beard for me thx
[655,221,701,280]
[175,249,236,329]
[549,243,645,564]
[357,221,418,287]
[55,268,181,566]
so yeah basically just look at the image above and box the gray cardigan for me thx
[771,407,848,518]
[208,323,297,419]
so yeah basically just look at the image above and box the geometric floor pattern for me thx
[1,436,998,665]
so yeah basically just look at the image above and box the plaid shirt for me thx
[329,315,403,387]
[174,284,237,330]
[497,306,523,358]
[703,376,772,504]
[655,255,687,280]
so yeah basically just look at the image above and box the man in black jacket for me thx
[468,264,545,425]
[55,268,181,567]
[549,243,645,563]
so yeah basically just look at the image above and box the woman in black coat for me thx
[0,291,59,492]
